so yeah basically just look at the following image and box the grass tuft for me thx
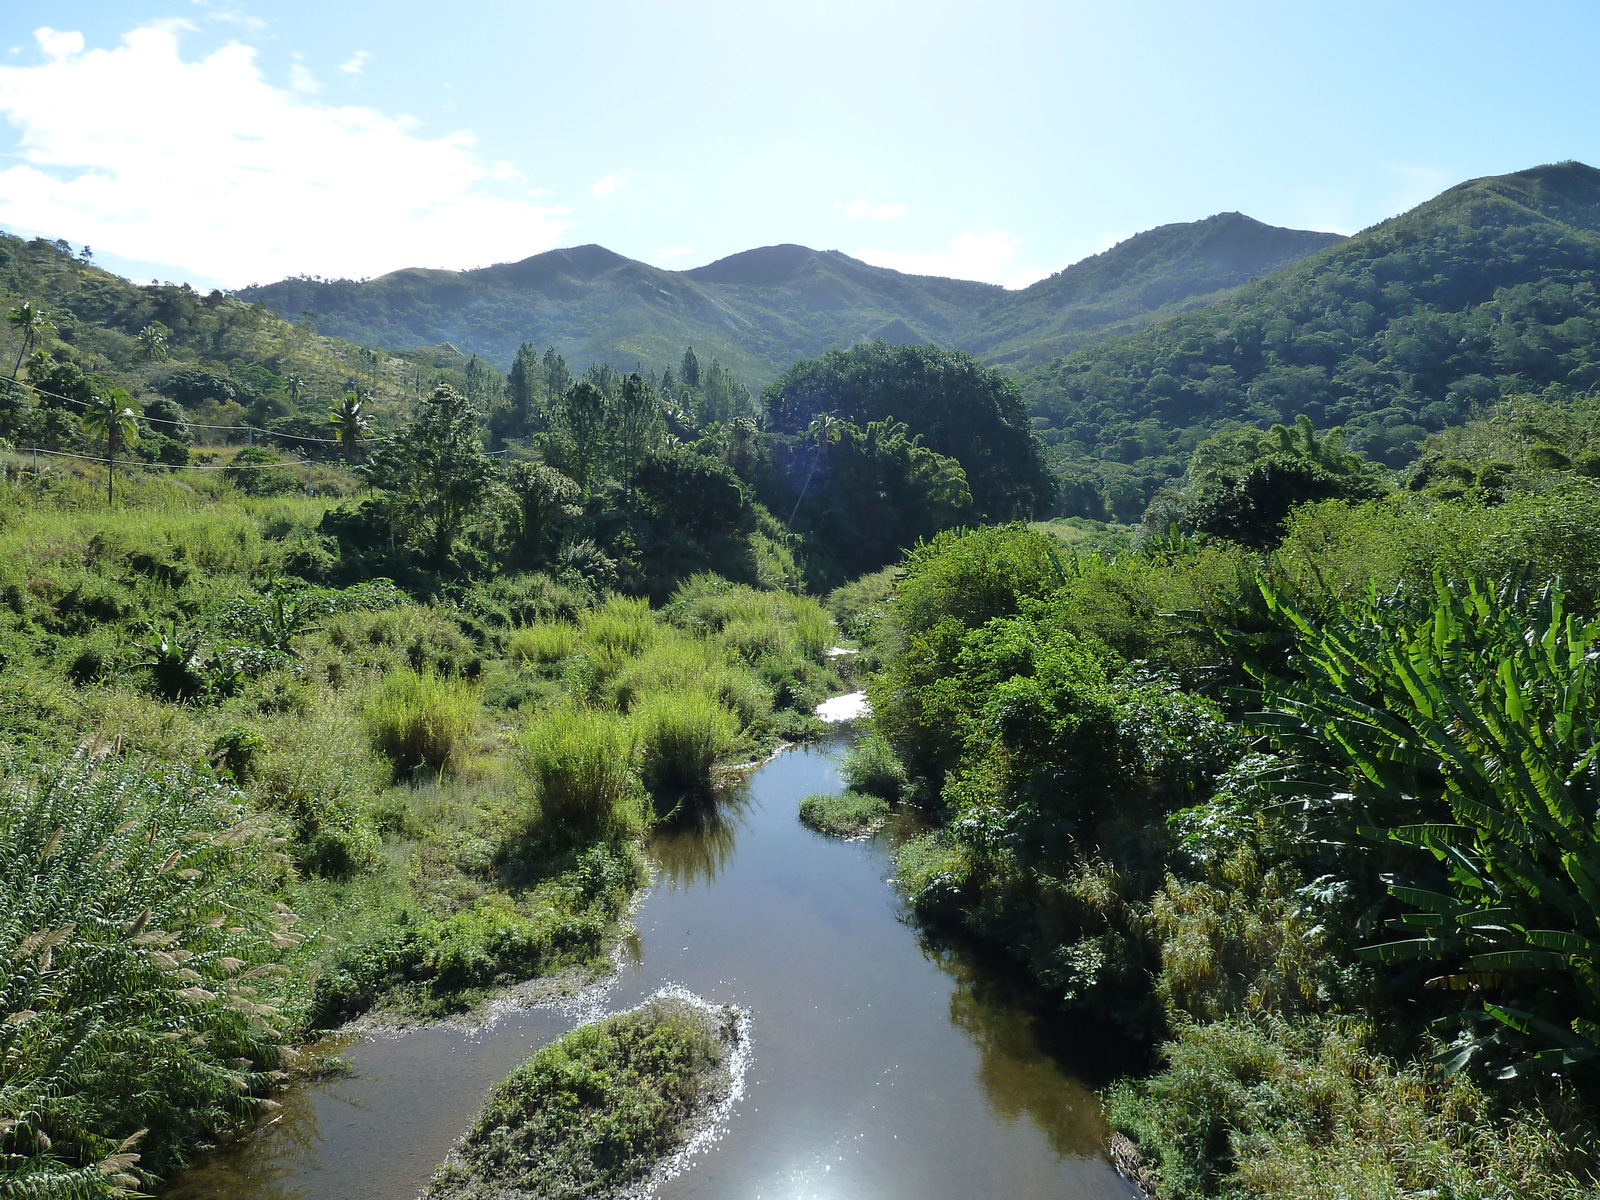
[365,668,478,777]
[519,705,644,832]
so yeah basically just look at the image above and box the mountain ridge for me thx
[235,214,1343,382]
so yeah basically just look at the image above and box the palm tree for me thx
[285,373,306,405]
[81,390,140,504]
[787,411,841,527]
[328,390,370,463]
[8,302,54,378]
[135,323,169,363]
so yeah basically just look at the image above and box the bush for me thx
[365,667,478,777]
[0,754,295,1191]
[631,689,739,796]
[506,621,579,665]
[798,789,889,837]
[840,729,907,799]
[519,705,644,831]
[1108,1016,1600,1200]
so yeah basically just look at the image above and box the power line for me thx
[4,445,316,471]
[15,379,397,445]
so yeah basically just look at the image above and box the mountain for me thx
[1033,161,1600,520]
[235,215,1342,383]
[968,212,1343,366]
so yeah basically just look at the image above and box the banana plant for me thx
[1240,573,1600,1076]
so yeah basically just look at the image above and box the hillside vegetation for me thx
[1036,161,1600,519]
[235,215,1338,382]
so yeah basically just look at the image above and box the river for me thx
[163,725,1136,1200]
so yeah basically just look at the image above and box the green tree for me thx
[611,372,665,483]
[80,389,140,504]
[135,321,169,363]
[558,380,608,493]
[506,342,544,435]
[367,384,498,566]
[504,459,580,565]
[7,302,54,378]
[681,346,701,389]
[328,391,370,463]
[1169,414,1384,548]
[542,347,571,408]
[765,341,1052,521]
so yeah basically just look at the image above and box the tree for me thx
[681,346,701,389]
[135,322,169,363]
[367,384,498,566]
[504,460,580,565]
[328,391,370,463]
[81,389,140,504]
[506,342,544,435]
[1166,414,1384,548]
[542,347,571,409]
[558,380,608,493]
[611,372,664,483]
[764,341,1053,521]
[8,302,54,378]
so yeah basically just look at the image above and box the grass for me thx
[798,789,890,837]
[364,667,479,778]
[519,705,645,832]
[840,729,907,799]
[632,689,740,796]
[424,994,741,1200]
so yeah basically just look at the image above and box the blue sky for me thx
[0,0,1596,290]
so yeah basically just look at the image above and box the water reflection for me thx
[648,786,752,888]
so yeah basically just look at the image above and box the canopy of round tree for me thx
[763,341,1054,521]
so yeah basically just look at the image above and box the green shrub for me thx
[1108,1016,1600,1200]
[840,730,907,799]
[632,689,739,795]
[798,789,889,837]
[893,830,974,918]
[519,705,644,831]
[0,755,295,1191]
[365,667,478,777]
[506,621,579,665]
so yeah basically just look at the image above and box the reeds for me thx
[519,705,644,832]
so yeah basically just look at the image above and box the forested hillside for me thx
[234,215,1338,383]
[1037,161,1600,519]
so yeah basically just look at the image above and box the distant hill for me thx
[235,214,1342,382]
[1032,161,1600,520]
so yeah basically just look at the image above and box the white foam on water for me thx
[815,691,869,722]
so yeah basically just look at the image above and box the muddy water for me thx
[164,737,1134,1200]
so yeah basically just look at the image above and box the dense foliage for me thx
[859,393,1600,1197]
[1038,162,1600,519]
[764,341,1053,524]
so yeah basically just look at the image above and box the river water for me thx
[164,728,1135,1200]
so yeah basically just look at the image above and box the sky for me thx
[0,0,1597,292]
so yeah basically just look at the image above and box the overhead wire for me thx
[15,378,400,445]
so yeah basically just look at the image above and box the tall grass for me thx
[632,690,739,795]
[365,667,478,777]
[506,621,579,665]
[0,754,295,1193]
[519,705,644,832]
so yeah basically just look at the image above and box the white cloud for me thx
[339,50,370,76]
[288,55,319,94]
[0,26,576,285]
[589,172,626,198]
[854,230,1051,289]
[35,28,84,59]
[839,198,906,220]
[650,247,691,263]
